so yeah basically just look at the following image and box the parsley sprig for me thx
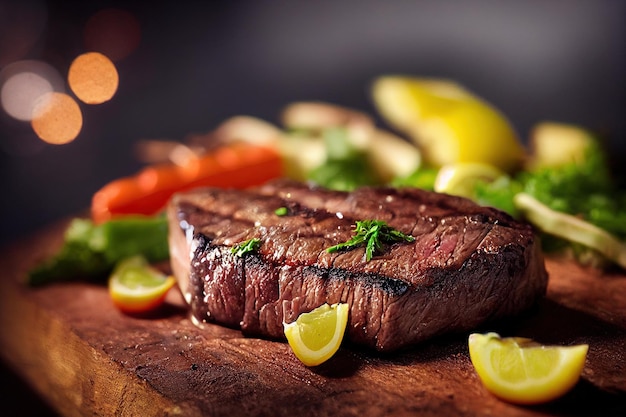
[231,238,261,257]
[326,220,415,261]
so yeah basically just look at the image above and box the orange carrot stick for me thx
[91,143,283,224]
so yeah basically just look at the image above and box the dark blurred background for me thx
[1,0,625,246]
[0,0,624,415]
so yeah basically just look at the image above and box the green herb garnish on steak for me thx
[326,220,415,261]
[231,238,261,257]
[274,207,288,216]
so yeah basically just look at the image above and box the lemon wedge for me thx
[371,76,525,173]
[469,332,588,405]
[283,303,349,366]
[371,76,473,125]
[434,162,506,199]
[109,255,176,314]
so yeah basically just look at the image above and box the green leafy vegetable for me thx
[474,175,523,217]
[326,220,415,261]
[28,215,170,286]
[231,238,261,257]
[307,127,380,191]
[472,137,626,268]
[390,166,438,191]
[477,142,626,240]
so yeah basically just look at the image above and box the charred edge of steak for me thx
[188,234,246,329]
[169,179,548,351]
[187,230,411,328]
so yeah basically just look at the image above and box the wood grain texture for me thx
[1,220,625,416]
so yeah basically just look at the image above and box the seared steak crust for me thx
[168,179,547,351]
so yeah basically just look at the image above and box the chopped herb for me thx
[275,206,288,216]
[231,238,261,257]
[326,220,415,261]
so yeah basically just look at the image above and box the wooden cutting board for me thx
[1,219,625,417]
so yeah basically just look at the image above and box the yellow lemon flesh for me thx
[371,76,474,126]
[468,332,588,405]
[434,162,506,199]
[371,76,525,173]
[284,303,349,367]
[109,255,176,314]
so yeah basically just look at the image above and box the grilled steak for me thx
[167,179,548,352]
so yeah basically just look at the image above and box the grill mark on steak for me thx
[168,179,548,351]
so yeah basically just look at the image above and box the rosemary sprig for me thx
[326,220,415,261]
[231,238,261,257]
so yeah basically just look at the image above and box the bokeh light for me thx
[31,92,82,144]
[68,52,119,104]
[83,8,141,62]
[0,60,65,121]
